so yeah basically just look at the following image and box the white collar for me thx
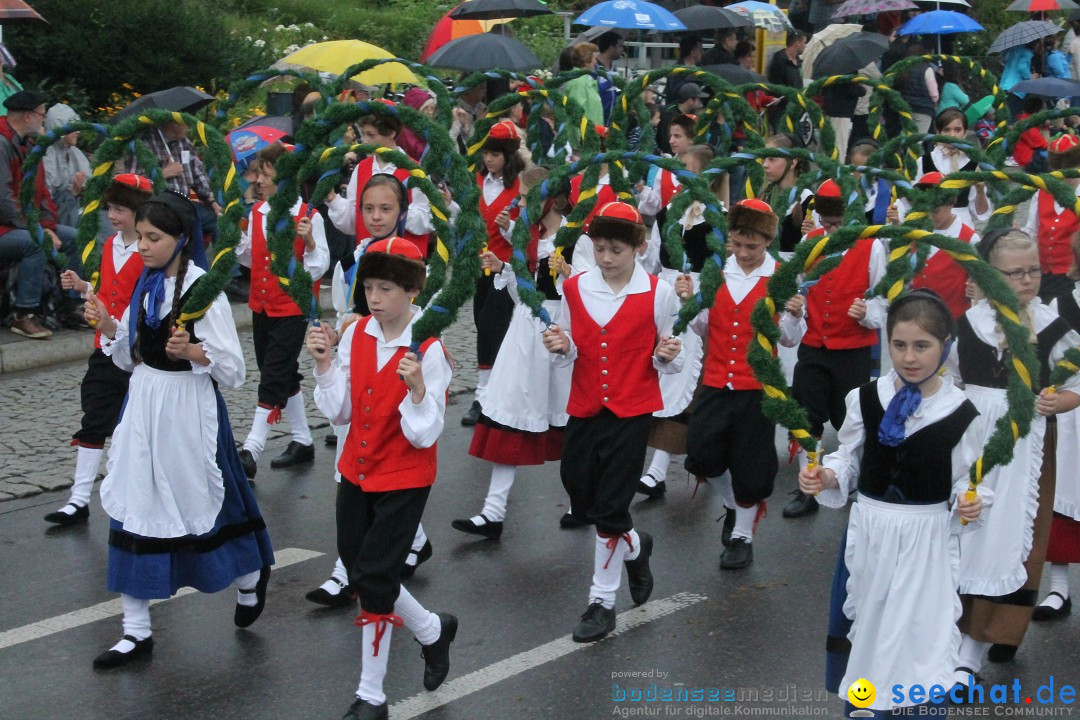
[256,198,305,215]
[724,253,776,280]
[579,261,651,297]
[363,305,421,347]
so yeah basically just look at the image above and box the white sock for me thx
[68,445,102,507]
[333,556,349,585]
[411,524,428,553]
[717,473,736,510]
[317,557,349,595]
[731,503,758,543]
[589,532,629,608]
[957,634,991,673]
[243,406,273,461]
[284,392,313,446]
[475,368,491,400]
[480,464,516,522]
[236,569,260,606]
[642,451,671,486]
[118,594,151,647]
[1041,563,1070,609]
[623,529,642,561]
[395,586,440,645]
[357,621,391,705]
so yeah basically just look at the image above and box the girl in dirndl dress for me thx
[86,191,273,669]
[800,290,986,717]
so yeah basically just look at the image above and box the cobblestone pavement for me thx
[0,301,478,501]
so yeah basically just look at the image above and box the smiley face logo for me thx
[847,678,876,708]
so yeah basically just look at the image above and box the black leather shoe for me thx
[625,532,654,605]
[93,635,153,669]
[719,538,753,570]
[720,509,736,547]
[1033,592,1072,621]
[305,577,355,608]
[235,565,271,628]
[44,503,89,526]
[559,512,591,529]
[782,490,819,518]
[461,400,481,426]
[238,448,257,481]
[988,643,1017,663]
[401,540,433,579]
[270,441,315,469]
[573,601,616,643]
[636,475,666,499]
[324,433,338,447]
[342,697,388,720]
[420,612,458,691]
[451,515,503,539]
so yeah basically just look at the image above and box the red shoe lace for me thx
[266,406,283,425]
[356,611,404,656]
[601,532,634,569]
[753,501,768,533]
[787,437,801,464]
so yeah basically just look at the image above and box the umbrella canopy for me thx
[426,32,541,72]
[277,40,419,86]
[0,0,46,22]
[812,33,889,78]
[227,116,291,168]
[833,0,918,19]
[915,0,969,5]
[988,20,1062,54]
[727,1,795,33]
[701,63,767,84]
[802,23,864,81]
[1011,77,1080,97]
[898,10,984,36]
[112,86,214,124]
[1006,0,1079,10]
[421,5,509,62]
[671,5,752,32]
[450,0,552,20]
[573,0,686,31]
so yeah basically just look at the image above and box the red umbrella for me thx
[420,4,511,62]
[227,116,290,168]
[1005,0,1079,9]
[0,0,47,22]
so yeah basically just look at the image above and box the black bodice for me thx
[655,207,709,273]
[135,280,202,372]
[957,312,1069,390]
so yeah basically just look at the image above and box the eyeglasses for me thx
[998,266,1041,281]
[28,109,45,118]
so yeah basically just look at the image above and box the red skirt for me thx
[1046,512,1080,564]
[469,421,563,466]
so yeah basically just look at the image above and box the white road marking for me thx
[0,547,323,651]
[390,592,709,719]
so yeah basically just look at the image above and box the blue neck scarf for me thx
[128,234,189,349]
[877,340,953,448]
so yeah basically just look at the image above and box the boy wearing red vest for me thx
[677,199,806,569]
[237,143,329,479]
[45,174,152,526]
[636,114,694,220]
[1021,134,1080,303]
[785,179,888,519]
[908,171,980,319]
[307,238,456,720]
[543,202,683,643]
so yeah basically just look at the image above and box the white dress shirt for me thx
[237,198,330,280]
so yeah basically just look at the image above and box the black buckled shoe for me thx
[270,441,315,469]
[460,400,481,426]
[782,490,819,518]
[988,643,1017,663]
[238,448,257,481]
[559,512,591,529]
[44,502,89,526]
[1033,592,1072,621]
[305,577,355,608]
[342,697,388,720]
[636,475,666,499]
[92,635,154,669]
[324,433,338,447]
[235,565,271,628]
[451,515,503,540]
[420,613,458,691]
[624,532,654,606]
[401,540,433,579]
[719,538,753,570]
[720,509,736,547]
[573,601,616,643]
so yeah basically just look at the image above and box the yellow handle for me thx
[807,450,821,496]
[481,242,491,276]
[551,247,562,281]
[960,488,977,526]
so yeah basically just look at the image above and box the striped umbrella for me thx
[833,0,918,19]
[988,20,1062,54]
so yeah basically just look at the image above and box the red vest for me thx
[338,317,441,492]
[353,157,430,257]
[248,201,321,318]
[570,174,618,226]
[478,173,520,262]
[658,169,680,208]
[95,234,144,349]
[912,224,975,319]
[1036,190,1078,275]
[802,235,879,350]
[563,273,664,418]
[704,275,771,390]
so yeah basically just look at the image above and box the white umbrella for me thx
[802,23,864,82]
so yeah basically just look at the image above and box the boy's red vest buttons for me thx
[248,201,320,317]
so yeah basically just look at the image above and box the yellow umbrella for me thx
[276,40,420,86]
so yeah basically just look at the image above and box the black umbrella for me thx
[811,32,889,79]
[113,86,215,123]
[671,5,753,32]
[426,33,542,72]
[450,0,553,20]
[701,63,767,85]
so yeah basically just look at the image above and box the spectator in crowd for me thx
[936,64,970,114]
[656,82,709,156]
[399,87,436,162]
[823,78,863,162]
[1001,40,1040,118]
[0,43,22,116]
[702,29,739,67]
[563,42,604,128]
[1044,35,1070,80]
[808,0,841,31]
[735,40,757,71]
[42,103,90,227]
[895,44,938,133]
[668,35,705,101]
[1069,16,1080,82]
[767,31,806,89]
[452,82,486,155]
[595,30,624,125]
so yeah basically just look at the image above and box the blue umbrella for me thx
[1011,77,1080,98]
[897,9,984,36]
[573,0,686,31]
